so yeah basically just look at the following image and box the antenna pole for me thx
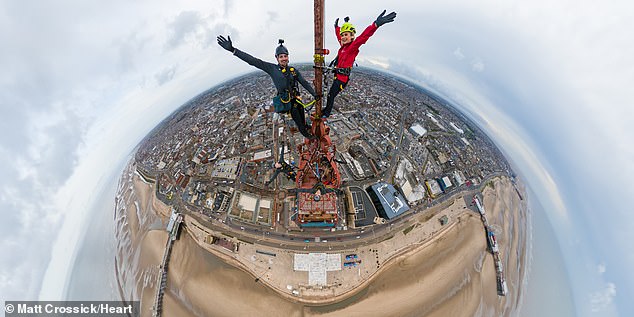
[313,0,325,117]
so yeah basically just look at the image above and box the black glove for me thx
[374,10,397,27]
[334,18,339,28]
[217,35,234,52]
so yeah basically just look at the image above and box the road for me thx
[185,172,507,252]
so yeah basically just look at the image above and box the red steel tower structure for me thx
[294,0,342,227]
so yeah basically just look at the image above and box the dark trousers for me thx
[324,78,348,117]
[266,169,281,186]
[290,101,313,138]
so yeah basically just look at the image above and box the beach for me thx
[114,162,527,316]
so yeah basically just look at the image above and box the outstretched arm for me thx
[217,35,268,70]
[334,18,342,44]
[350,23,378,49]
[350,10,397,49]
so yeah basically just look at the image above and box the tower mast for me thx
[313,0,325,117]
[293,0,342,228]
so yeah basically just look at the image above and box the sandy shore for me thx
[114,162,527,317]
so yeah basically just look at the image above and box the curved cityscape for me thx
[115,67,528,317]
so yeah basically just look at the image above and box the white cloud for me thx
[453,47,465,60]
[155,65,178,85]
[587,262,617,314]
[166,11,207,48]
[590,283,616,313]
[266,11,279,25]
[363,57,390,69]
[471,58,484,72]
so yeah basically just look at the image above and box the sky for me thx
[1,0,632,316]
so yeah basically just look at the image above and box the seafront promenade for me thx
[148,174,517,305]
[117,162,526,316]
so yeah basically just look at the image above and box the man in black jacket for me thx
[217,35,318,139]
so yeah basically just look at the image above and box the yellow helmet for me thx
[339,17,356,35]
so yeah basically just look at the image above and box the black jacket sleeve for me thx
[234,49,273,73]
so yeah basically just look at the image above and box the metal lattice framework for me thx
[294,0,342,226]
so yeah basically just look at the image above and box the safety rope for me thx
[295,98,316,109]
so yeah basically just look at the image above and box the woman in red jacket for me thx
[322,10,397,118]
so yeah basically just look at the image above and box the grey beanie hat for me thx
[275,39,289,56]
